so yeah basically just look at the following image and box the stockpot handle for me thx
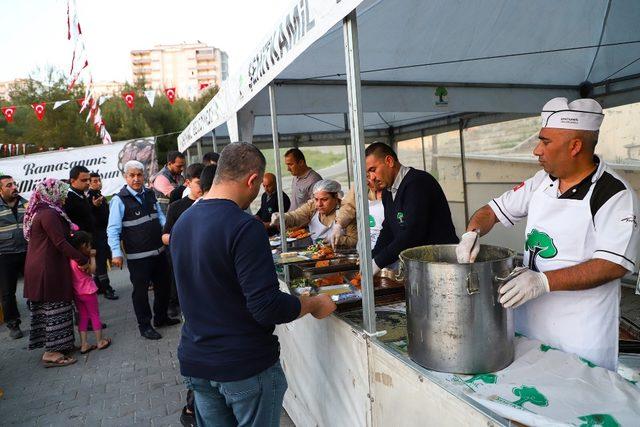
[466,271,480,295]
[396,257,405,282]
[494,266,528,284]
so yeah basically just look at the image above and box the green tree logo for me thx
[369,214,375,227]
[465,373,497,386]
[579,357,597,368]
[525,229,558,271]
[510,386,549,409]
[435,86,448,104]
[577,414,620,427]
[540,344,559,352]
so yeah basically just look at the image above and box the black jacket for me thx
[372,168,458,268]
[87,189,109,232]
[63,188,94,234]
[256,191,291,222]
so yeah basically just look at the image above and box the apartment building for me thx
[93,81,125,96]
[130,42,228,98]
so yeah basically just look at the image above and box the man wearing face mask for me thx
[0,174,28,339]
[456,97,640,371]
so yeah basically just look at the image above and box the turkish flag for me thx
[165,88,176,105]
[32,103,46,121]
[122,92,135,109]
[199,83,209,91]
[77,98,85,107]
[1,106,16,123]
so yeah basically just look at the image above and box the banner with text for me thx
[178,0,365,151]
[0,137,157,199]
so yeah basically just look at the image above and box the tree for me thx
[525,229,557,271]
[465,373,497,385]
[578,414,620,427]
[1,66,219,167]
[511,385,549,408]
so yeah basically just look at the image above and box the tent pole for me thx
[268,84,289,259]
[458,119,470,225]
[420,130,427,171]
[345,140,351,188]
[196,141,203,162]
[212,130,218,152]
[343,10,376,335]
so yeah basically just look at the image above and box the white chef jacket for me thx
[488,156,639,370]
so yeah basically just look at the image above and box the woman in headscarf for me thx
[271,179,357,248]
[23,178,89,368]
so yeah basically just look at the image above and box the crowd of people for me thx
[3,96,635,427]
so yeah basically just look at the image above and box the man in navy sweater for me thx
[171,142,336,427]
[365,142,458,275]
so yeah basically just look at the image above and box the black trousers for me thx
[92,232,112,292]
[166,250,179,307]
[0,252,26,327]
[127,253,170,328]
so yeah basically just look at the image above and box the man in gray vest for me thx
[152,151,185,214]
[0,174,28,339]
[107,161,180,340]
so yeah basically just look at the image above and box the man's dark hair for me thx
[202,152,220,164]
[185,163,205,180]
[89,172,101,179]
[365,142,398,162]
[70,165,90,180]
[284,148,306,163]
[0,175,12,181]
[214,142,266,184]
[199,164,217,193]
[167,150,185,164]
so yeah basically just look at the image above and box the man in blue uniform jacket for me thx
[365,142,458,275]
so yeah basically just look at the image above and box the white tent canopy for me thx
[180,0,640,150]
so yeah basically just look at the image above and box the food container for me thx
[399,244,515,374]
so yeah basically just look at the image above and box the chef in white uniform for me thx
[456,97,639,371]
[271,179,358,248]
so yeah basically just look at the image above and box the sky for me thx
[0,0,292,82]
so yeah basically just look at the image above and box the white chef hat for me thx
[541,97,604,131]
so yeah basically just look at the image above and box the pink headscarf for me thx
[23,178,74,241]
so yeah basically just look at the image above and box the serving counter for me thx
[276,279,640,426]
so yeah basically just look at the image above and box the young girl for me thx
[68,231,111,354]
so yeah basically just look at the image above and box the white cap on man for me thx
[541,97,604,131]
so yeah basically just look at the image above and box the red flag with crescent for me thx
[122,92,135,109]
[199,83,209,91]
[32,103,46,121]
[165,88,176,105]
[1,106,16,123]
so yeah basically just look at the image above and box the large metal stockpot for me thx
[399,244,515,374]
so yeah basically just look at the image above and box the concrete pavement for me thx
[0,267,295,426]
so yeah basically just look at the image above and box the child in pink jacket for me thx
[69,231,111,353]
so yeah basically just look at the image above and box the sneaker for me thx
[180,406,196,427]
[140,326,162,340]
[167,304,181,318]
[8,325,23,339]
[153,317,181,328]
[103,289,119,300]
